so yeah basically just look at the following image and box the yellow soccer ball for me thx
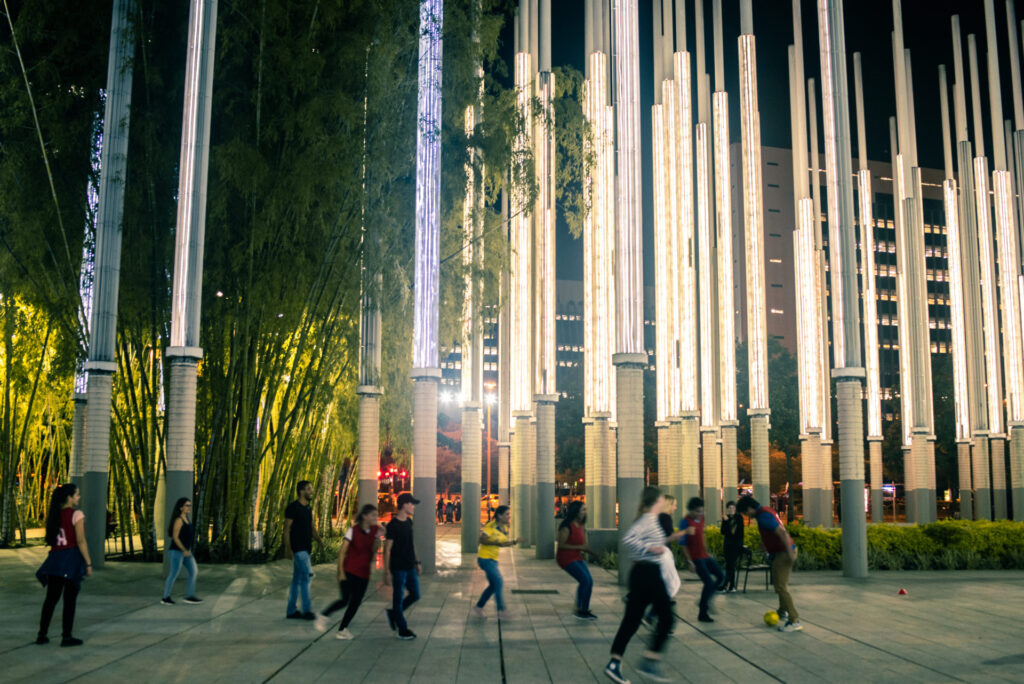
[764,611,780,626]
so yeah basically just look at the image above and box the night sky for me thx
[497,0,1021,282]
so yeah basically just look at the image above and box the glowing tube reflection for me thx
[994,170,1024,422]
[713,93,736,422]
[739,35,768,411]
[944,179,972,440]
[412,0,443,369]
[696,121,715,427]
[674,51,698,414]
[974,158,1004,433]
[858,170,882,437]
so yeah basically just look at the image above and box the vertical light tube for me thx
[713,93,735,425]
[697,122,715,429]
[675,51,697,415]
[653,103,670,424]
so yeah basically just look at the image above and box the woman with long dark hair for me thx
[35,483,91,646]
[161,497,201,605]
[556,500,596,620]
[316,504,384,639]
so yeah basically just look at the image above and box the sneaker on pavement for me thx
[777,609,788,622]
[314,613,330,632]
[336,628,354,640]
[385,608,397,631]
[778,620,803,633]
[184,596,203,604]
[472,606,486,618]
[497,610,511,619]
[161,597,175,606]
[397,628,417,640]
[697,613,714,623]
[604,658,630,684]
[574,610,598,621]
[35,635,49,645]
[302,612,316,621]
[638,658,671,682]
[286,611,303,619]
[60,637,83,647]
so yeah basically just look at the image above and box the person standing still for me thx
[285,480,322,620]
[384,492,422,640]
[161,497,202,605]
[679,497,726,623]
[437,497,445,524]
[35,484,92,647]
[720,501,745,592]
[736,496,802,632]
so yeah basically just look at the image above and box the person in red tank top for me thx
[316,504,384,639]
[556,501,596,620]
[737,496,801,632]
[35,483,92,647]
[679,497,726,623]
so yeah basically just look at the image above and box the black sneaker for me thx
[184,596,203,604]
[35,635,49,645]
[286,611,304,619]
[604,658,630,684]
[397,628,417,640]
[302,612,316,620]
[698,613,714,623]
[385,608,397,631]
[160,597,175,605]
[574,610,598,621]
[638,658,671,682]
[60,637,83,647]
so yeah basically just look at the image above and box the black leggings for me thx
[322,576,369,630]
[611,562,674,657]
[39,576,80,638]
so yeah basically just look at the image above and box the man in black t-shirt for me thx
[384,492,421,639]
[284,480,322,619]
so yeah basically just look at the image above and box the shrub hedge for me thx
[599,520,1024,572]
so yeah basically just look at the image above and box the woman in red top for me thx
[35,483,92,647]
[556,501,596,620]
[316,504,383,639]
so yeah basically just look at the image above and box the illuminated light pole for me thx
[583,0,617,531]
[411,0,443,573]
[709,0,735,520]
[80,0,137,565]
[738,0,770,505]
[892,1,936,523]
[818,0,867,576]
[852,53,884,522]
[984,0,1022,520]
[534,0,557,559]
[950,16,984,521]
[498,190,511,508]
[613,0,647,583]
[968,30,999,519]
[938,63,974,522]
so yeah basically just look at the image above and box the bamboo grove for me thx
[0,0,590,559]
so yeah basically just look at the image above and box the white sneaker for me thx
[336,628,353,640]
[314,613,329,632]
[778,620,803,633]
[472,606,486,618]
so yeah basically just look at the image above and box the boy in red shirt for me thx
[737,496,801,632]
[679,497,726,623]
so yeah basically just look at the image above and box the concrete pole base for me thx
[991,438,1008,520]
[869,439,884,522]
[750,414,770,505]
[411,371,439,574]
[700,430,722,521]
[82,369,115,569]
[956,441,973,521]
[357,390,382,511]
[614,355,645,586]
[535,398,556,559]
[721,423,738,504]
[973,435,992,520]
[836,377,867,578]
[1010,427,1024,520]
[461,406,482,555]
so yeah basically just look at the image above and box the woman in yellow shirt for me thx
[472,505,521,618]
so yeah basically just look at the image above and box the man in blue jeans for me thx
[679,497,725,623]
[384,493,422,640]
[284,480,322,620]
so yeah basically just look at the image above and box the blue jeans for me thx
[390,567,421,630]
[694,557,725,615]
[561,560,593,612]
[475,558,506,611]
[287,551,312,615]
[163,549,198,598]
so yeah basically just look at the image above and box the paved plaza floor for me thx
[2,524,1023,683]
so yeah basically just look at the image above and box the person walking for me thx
[472,505,520,618]
[604,487,676,684]
[285,480,322,620]
[720,500,745,592]
[437,497,445,524]
[737,496,802,632]
[384,492,422,640]
[316,504,383,639]
[35,483,91,647]
[679,497,726,623]
[556,501,597,620]
[161,497,202,605]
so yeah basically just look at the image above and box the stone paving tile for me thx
[5,526,1024,683]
